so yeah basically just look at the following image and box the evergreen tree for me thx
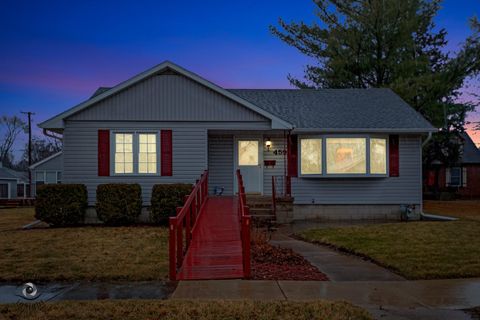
[271,0,480,193]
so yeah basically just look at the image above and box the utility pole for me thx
[21,111,35,197]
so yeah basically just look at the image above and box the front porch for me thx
[207,131,292,197]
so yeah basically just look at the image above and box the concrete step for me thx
[249,208,273,216]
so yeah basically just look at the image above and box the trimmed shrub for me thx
[150,184,193,224]
[96,184,142,225]
[35,184,88,227]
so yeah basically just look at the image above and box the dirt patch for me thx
[251,229,328,281]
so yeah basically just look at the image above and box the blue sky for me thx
[0,0,479,155]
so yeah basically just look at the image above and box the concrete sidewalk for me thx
[172,279,480,319]
[270,235,404,281]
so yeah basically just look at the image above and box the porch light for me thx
[265,138,272,151]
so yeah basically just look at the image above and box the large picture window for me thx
[299,135,389,177]
[301,138,322,175]
[326,138,366,174]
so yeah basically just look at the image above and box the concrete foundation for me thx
[293,204,421,221]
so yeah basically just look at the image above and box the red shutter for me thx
[287,134,298,177]
[161,130,173,176]
[98,130,110,176]
[389,135,399,177]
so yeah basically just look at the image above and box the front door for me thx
[235,138,263,194]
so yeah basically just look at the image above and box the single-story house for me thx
[38,61,435,220]
[29,152,63,196]
[0,163,29,199]
[425,132,480,199]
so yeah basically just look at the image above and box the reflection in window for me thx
[326,138,366,174]
[238,141,258,166]
[139,134,157,174]
[370,138,387,174]
[115,133,133,174]
[301,139,322,175]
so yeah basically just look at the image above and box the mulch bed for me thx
[251,242,328,281]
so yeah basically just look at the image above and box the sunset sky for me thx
[1,0,479,157]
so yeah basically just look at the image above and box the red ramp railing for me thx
[169,170,208,280]
[236,169,251,278]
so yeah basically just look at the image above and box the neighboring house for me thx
[0,163,29,199]
[425,132,480,199]
[38,61,435,220]
[29,152,63,196]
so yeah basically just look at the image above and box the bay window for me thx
[370,138,387,174]
[299,135,389,177]
[113,132,159,175]
[326,138,366,174]
[300,138,322,174]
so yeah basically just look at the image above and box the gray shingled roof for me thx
[0,165,28,181]
[461,132,480,164]
[90,86,434,131]
[228,88,434,131]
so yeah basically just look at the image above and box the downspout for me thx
[420,131,433,220]
[421,132,432,147]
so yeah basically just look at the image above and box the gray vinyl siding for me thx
[292,135,422,204]
[263,135,287,196]
[0,179,15,199]
[31,155,63,196]
[208,135,234,196]
[32,154,63,171]
[63,121,208,205]
[68,74,269,123]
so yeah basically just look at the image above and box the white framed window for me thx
[35,171,45,187]
[300,138,322,175]
[238,140,259,166]
[326,138,366,174]
[114,133,134,174]
[448,167,462,187]
[139,133,158,174]
[113,131,160,175]
[298,135,389,177]
[370,138,387,174]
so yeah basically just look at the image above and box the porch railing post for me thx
[169,217,177,280]
[243,207,251,278]
[176,207,183,268]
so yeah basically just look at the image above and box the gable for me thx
[30,152,63,171]
[67,73,269,123]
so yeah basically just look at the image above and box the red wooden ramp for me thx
[177,197,244,280]
[169,170,251,281]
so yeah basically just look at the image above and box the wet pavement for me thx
[173,279,480,319]
[0,281,175,303]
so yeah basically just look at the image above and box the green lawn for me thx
[0,208,169,282]
[0,300,372,320]
[300,220,480,279]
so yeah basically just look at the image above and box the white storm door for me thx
[236,139,262,194]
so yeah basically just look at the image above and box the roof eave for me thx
[292,127,438,133]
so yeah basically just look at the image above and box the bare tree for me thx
[0,115,27,166]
